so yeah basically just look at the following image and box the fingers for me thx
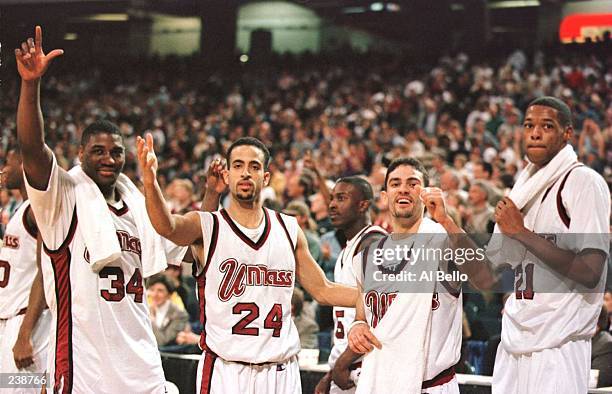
[35,25,42,53]
[145,132,154,151]
[364,330,382,349]
[15,356,34,369]
[47,49,64,61]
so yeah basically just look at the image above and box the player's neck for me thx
[227,200,264,228]
[19,184,28,200]
[344,217,370,240]
[102,186,119,204]
[392,215,422,235]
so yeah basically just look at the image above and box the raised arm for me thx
[200,157,227,212]
[295,227,357,307]
[303,151,331,206]
[15,26,63,190]
[137,134,202,246]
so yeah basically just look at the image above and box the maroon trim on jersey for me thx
[50,247,74,394]
[275,212,295,251]
[439,279,461,298]
[219,208,271,250]
[199,351,217,394]
[556,165,582,229]
[422,366,455,389]
[198,213,219,351]
[352,229,387,259]
[43,207,78,256]
[107,201,129,216]
[22,204,38,239]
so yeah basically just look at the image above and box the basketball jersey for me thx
[357,218,462,381]
[329,225,386,368]
[195,208,301,363]
[25,158,166,394]
[501,165,610,354]
[0,201,38,319]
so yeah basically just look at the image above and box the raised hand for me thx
[206,157,228,195]
[420,186,449,224]
[495,197,526,237]
[136,134,158,186]
[15,26,64,81]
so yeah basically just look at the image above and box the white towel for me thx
[487,145,578,268]
[356,219,443,394]
[69,166,186,276]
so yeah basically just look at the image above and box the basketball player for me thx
[488,97,610,394]
[347,158,462,393]
[136,134,358,394]
[15,27,184,393]
[314,177,387,394]
[0,149,50,393]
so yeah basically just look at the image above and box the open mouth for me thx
[396,197,413,207]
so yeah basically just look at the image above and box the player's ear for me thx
[563,125,573,143]
[78,145,84,162]
[358,200,371,214]
[222,168,229,185]
[263,170,271,187]
[380,190,388,207]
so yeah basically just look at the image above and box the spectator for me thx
[147,274,189,347]
[291,287,318,349]
[284,200,321,261]
[465,180,495,235]
[592,305,612,387]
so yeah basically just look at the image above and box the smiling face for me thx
[79,132,125,192]
[382,165,424,221]
[522,105,571,168]
[223,145,270,204]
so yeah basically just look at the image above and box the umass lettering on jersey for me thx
[365,290,444,328]
[83,230,141,263]
[218,258,293,302]
[2,234,19,249]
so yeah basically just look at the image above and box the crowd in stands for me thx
[1,42,611,382]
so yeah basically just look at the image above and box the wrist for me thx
[348,320,367,333]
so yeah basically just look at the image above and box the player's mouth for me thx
[97,167,118,177]
[526,145,546,150]
[237,181,253,190]
[396,197,413,207]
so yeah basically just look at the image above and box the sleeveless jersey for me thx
[0,201,38,318]
[25,158,166,394]
[329,225,386,368]
[357,218,462,381]
[501,165,610,354]
[195,208,301,363]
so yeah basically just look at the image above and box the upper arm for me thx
[22,145,54,192]
[295,227,328,296]
[565,170,610,255]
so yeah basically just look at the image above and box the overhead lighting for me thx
[450,3,465,11]
[64,33,78,40]
[86,13,129,22]
[239,54,249,63]
[386,3,401,12]
[370,2,384,11]
[343,6,366,14]
[488,1,539,9]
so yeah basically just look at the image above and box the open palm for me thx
[15,26,64,81]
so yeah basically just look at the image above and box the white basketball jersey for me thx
[25,160,166,394]
[0,201,38,318]
[501,165,610,354]
[329,225,386,368]
[195,208,301,363]
[358,218,462,381]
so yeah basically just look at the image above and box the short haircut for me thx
[226,137,271,170]
[471,180,491,199]
[527,96,573,128]
[81,120,122,146]
[384,157,429,190]
[146,273,176,294]
[336,176,374,202]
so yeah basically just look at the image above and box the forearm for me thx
[17,270,46,340]
[316,173,331,206]
[143,179,177,238]
[514,229,604,288]
[201,190,220,212]
[316,281,358,307]
[439,217,496,290]
[334,347,360,369]
[17,79,53,188]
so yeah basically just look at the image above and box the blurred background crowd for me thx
[1,28,611,384]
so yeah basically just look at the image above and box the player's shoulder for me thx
[565,165,608,194]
